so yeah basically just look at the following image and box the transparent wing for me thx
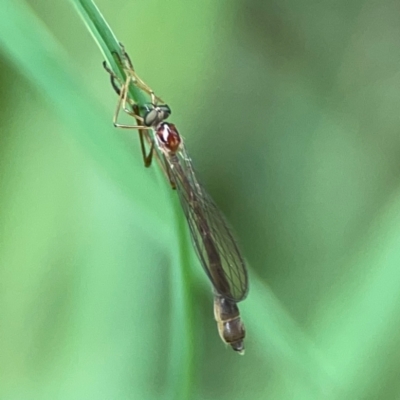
[165,144,248,302]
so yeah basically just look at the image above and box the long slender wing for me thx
[165,144,248,302]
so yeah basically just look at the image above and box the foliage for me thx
[1,0,400,399]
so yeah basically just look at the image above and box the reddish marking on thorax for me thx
[156,123,181,154]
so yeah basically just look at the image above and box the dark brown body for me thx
[214,295,246,355]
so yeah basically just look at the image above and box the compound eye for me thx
[143,104,171,127]
[144,108,160,127]
[159,105,171,118]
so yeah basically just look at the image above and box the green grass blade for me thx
[71,0,146,105]
[0,1,196,399]
[0,1,166,239]
[70,1,197,397]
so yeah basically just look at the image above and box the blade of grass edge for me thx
[71,0,147,106]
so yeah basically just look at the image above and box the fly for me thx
[103,46,249,354]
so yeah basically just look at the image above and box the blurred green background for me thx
[1,0,400,399]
